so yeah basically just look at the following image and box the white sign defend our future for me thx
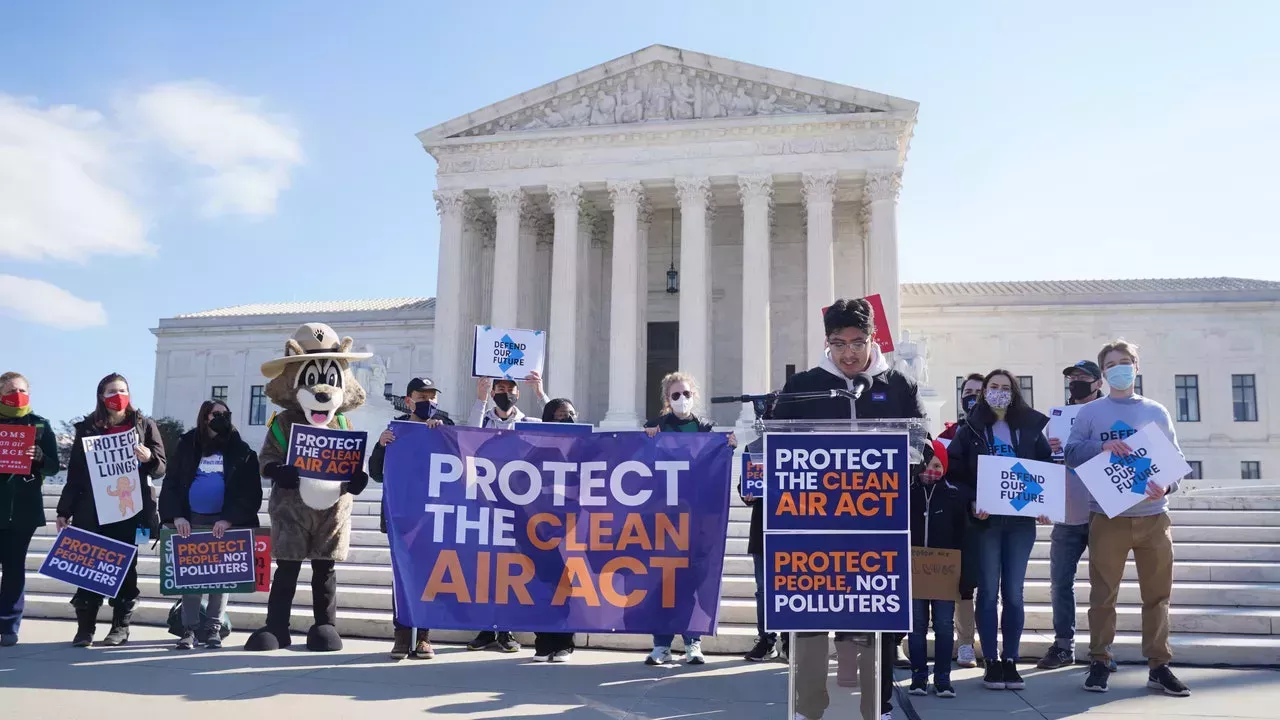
[976,455,1066,524]
[1045,405,1084,458]
[83,430,144,525]
[472,326,546,380]
[1074,423,1192,519]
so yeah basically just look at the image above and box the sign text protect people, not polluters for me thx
[38,527,137,598]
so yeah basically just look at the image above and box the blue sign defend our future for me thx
[39,526,138,598]
[764,531,910,632]
[1008,462,1043,511]
[763,432,910,533]
[1106,421,1153,495]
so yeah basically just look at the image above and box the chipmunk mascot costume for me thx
[243,323,371,652]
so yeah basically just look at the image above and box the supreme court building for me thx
[421,45,918,428]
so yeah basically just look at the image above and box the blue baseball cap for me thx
[1062,361,1102,380]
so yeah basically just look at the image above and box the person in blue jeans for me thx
[739,438,777,661]
[907,440,967,699]
[948,369,1053,691]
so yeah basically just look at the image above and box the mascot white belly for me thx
[297,387,347,510]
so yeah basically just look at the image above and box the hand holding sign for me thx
[472,326,546,380]
[285,424,369,482]
[1075,423,1191,518]
[0,425,36,474]
[976,455,1066,524]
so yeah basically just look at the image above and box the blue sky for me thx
[4,1,1278,426]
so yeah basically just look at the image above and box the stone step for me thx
[1029,541,1280,562]
[20,593,1280,665]
[1022,558,1280,584]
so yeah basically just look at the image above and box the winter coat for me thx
[909,479,969,551]
[158,428,262,528]
[946,402,1052,517]
[369,413,455,533]
[643,412,715,433]
[57,412,166,533]
[0,412,61,529]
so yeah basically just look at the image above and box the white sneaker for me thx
[549,649,572,663]
[686,639,705,664]
[531,652,551,663]
[957,644,977,668]
[880,713,893,720]
[645,646,672,665]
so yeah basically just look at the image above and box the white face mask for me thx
[671,397,693,416]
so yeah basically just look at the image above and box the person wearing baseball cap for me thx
[368,377,453,660]
[1037,359,1110,671]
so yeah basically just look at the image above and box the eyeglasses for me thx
[670,391,692,401]
[828,340,870,352]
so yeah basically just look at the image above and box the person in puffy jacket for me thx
[56,373,166,647]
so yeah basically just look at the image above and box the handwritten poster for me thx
[83,430,143,525]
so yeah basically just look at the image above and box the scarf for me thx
[0,404,32,419]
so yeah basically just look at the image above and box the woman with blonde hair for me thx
[641,371,734,665]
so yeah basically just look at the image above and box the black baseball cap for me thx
[1062,361,1102,381]
[406,378,441,395]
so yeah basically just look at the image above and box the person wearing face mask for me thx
[370,377,451,660]
[531,398,582,663]
[56,373,166,647]
[1066,341,1190,697]
[0,372,61,647]
[1037,360,1115,672]
[946,369,1052,692]
[906,440,966,699]
[641,372,736,666]
[158,400,262,649]
[940,372,985,669]
[470,370,551,430]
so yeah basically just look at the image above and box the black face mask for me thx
[557,415,576,424]
[1069,380,1097,402]
[412,401,435,420]
[209,414,232,436]
[960,395,979,416]
[493,393,514,412]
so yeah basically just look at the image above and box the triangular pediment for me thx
[418,45,918,143]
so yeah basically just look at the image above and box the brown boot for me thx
[835,638,860,688]
[411,629,434,660]
[390,627,411,660]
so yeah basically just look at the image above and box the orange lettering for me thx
[777,492,797,516]
[856,493,879,516]
[655,513,688,551]
[589,513,613,551]
[475,550,490,603]
[616,513,652,551]
[599,557,646,608]
[421,550,470,602]
[551,557,601,607]
[835,492,856,516]
[651,557,688,608]
[495,553,534,605]
[527,513,561,551]
[564,514,586,551]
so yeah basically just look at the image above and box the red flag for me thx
[820,294,895,352]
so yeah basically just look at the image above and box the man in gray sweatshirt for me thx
[1064,339,1191,697]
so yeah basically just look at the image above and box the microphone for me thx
[851,373,874,400]
[710,393,774,404]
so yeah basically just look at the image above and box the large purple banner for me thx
[383,423,732,634]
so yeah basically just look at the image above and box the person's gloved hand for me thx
[265,462,301,490]
[344,469,369,496]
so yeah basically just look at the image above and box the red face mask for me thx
[921,469,944,484]
[103,392,130,412]
[1,391,28,408]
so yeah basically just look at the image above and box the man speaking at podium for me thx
[773,297,924,720]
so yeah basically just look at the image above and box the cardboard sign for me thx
[172,529,257,588]
[39,526,137,598]
[820,294,894,353]
[83,430,143,525]
[514,421,593,435]
[286,424,368,482]
[159,528,270,595]
[472,325,546,380]
[1046,404,1084,459]
[911,546,961,601]
[1076,422,1192,518]
[0,425,36,474]
[742,453,764,498]
[977,455,1066,523]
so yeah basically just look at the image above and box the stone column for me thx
[738,174,773,425]
[547,183,582,405]
[432,189,468,419]
[635,200,652,419]
[601,181,645,428]
[489,187,524,328]
[803,171,837,368]
[864,169,903,344]
[675,176,712,397]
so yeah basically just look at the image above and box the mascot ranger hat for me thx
[262,322,371,380]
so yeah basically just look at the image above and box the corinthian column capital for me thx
[489,186,526,214]
[864,169,902,204]
[737,173,774,205]
[548,183,583,213]
[675,176,712,208]
[433,189,468,218]
[607,180,645,209]
[801,171,838,206]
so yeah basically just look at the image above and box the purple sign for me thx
[285,424,368,482]
[39,526,137,598]
[383,424,732,634]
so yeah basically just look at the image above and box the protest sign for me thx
[1046,405,1084,459]
[0,425,35,474]
[383,424,731,634]
[741,453,764,498]
[764,531,910,632]
[977,455,1066,523]
[514,421,594,435]
[1076,422,1192,518]
[171,529,257,588]
[39,526,137,598]
[472,326,546,380]
[286,424,368,482]
[820,294,894,352]
[159,529,269,594]
[83,430,142,525]
[911,547,961,601]
[763,432,909,533]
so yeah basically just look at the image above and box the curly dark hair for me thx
[823,298,875,337]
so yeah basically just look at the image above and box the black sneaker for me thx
[894,644,912,669]
[743,637,777,662]
[1147,665,1191,697]
[495,631,521,653]
[1037,645,1074,670]
[175,628,197,651]
[467,631,497,651]
[982,660,1006,690]
[1002,660,1025,690]
[908,678,928,696]
[1083,661,1110,693]
[934,682,956,699]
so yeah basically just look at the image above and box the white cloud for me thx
[0,95,149,262]
[0,274,107,329]
[130,81,302,217]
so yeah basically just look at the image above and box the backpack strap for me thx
[267,412,286,449]
[336,414,349,430]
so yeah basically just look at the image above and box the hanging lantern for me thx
[666,209,679,294]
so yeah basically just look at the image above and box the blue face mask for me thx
[1105,364,1136,391]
